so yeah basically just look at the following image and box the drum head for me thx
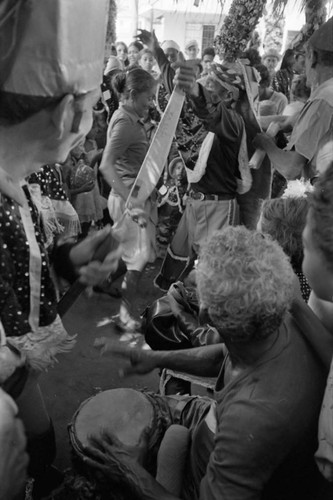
[71,388,154,452]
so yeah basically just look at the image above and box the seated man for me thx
[90,226,330,500]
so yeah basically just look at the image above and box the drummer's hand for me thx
[84,429,149,479]
[94,339,157,376]
[69,226,121,286]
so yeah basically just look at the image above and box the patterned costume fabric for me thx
[0,188,57,336]
[28,165,68,201]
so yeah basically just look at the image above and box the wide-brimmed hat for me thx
[262,48,281,61]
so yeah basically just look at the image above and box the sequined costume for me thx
[0,187,76,370]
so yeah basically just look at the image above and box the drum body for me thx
[69,388,166,475]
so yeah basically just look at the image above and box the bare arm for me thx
[84,432,181,500]
[95,340,225,378]
[253,134,306,180]
[151,344,225,377]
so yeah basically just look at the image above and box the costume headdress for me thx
[0,0,109,96]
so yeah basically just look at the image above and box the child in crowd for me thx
[99,68,158,332]
[138,48,159,79]
[67,126,105,239]
[185,39,199,60]
[115,41,128,69]
[127,40,144,67]
[201,47,215,76]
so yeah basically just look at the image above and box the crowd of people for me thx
[1,0,333,499]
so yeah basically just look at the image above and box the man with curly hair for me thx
[89,226,329,500]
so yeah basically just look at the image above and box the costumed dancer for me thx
[154,62,252,291]
[0,0,117,497]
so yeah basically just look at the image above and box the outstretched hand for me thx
[136,29,158,50]
[94,339,156,376]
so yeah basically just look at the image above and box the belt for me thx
[189,190,234,201]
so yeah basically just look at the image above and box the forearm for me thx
[154,46,175,95]
[52,239,78,283]
[150,344,224,377]
[263,142,305,180]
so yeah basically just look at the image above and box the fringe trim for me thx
[10,316,76,371]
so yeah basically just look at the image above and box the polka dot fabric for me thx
[0,188,57,337]
[295,271,311,303]
[28,165,68,201]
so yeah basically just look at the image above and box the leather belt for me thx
[189,190,233,201]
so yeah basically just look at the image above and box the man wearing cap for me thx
[161,40,181,64]
[262,48,281,79]
[255,17,333,180]
[185,40,200,60]
[0,0,118,497]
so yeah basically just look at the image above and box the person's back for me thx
[186,309,327,500]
